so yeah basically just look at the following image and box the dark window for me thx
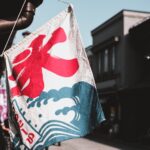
[110,46,116,71]
[104,49,109,72]
[98,52,102,75]
[96,45,116,80]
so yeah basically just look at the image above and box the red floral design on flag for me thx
[9,27,79,98]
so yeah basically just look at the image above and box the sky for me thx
[14,0,150,47]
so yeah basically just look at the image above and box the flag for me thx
[4,5,105,150]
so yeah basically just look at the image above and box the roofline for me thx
[91,9,150,35]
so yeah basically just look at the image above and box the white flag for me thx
[4,5,105,150]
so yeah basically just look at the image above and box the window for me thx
[98,53,102,74]
[111,46,116,71]
[104,49,109,72]
[93,36,119,80]
[96,45,116,77]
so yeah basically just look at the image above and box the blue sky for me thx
[14,0,150,47]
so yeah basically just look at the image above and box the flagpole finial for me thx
[68,4,73,12]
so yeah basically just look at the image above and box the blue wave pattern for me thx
[12,81,105,149]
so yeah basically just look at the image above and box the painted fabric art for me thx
[4,5,105,150]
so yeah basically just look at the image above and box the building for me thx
[89,10,150,142]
